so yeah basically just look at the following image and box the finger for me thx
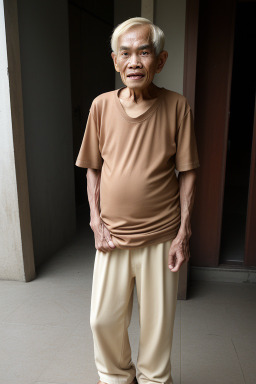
[97,221,104,244]
[103,238,115,251]
[98,238,114,253]
[170,250,185,272]
[170,257,184,272]
[96,244,105,252]
[104,235,115,249]
[103,226,116,248]
[96,239,109,253]
[168,250,176,269]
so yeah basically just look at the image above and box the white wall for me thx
[17,0,76,266]
[0,0,27,280]
[154,0,186,94]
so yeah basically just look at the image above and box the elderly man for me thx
[75,17,200,384]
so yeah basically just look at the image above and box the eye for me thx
[141,51,149,55]
[121,52,129,56]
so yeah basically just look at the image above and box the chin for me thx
[126,81,147,88]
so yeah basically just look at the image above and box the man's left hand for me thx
[168,233,190,272]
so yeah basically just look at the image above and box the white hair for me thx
[110,17,165,56]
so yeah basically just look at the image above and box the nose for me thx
[128,53,142,68]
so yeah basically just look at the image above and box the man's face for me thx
[111,25,164,90]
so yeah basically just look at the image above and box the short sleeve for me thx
[175,107,200,172]
[75,106,103,170]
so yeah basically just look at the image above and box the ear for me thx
[155,50,168,74]
[111,52,120,73]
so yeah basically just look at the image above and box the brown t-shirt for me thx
[75,87,200,249]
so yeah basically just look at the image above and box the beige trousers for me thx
[90,239,179,384]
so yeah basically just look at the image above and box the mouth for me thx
[127,73,145,80]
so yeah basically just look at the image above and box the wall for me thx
[16,0,76,266]
[0,0,34,280]
[154,0,186,94]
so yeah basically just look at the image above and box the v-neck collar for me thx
[114,86,166,123]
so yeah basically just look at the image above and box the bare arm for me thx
[87,168,101,226]
[168,169,197,272]
[87,168,116,252]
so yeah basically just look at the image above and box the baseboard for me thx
[190,265,256,283]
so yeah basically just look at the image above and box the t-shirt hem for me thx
[176,161,200,172]
[111,231,179,250]
[75,159,102,169]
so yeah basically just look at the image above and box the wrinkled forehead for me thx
[117,24,153,51]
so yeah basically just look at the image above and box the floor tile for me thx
[0,323,73,384]
[180,333,245,384]
[37,331,95,384]
[3,284,90,327]
[232,335,256,384]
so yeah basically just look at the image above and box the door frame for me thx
[245,95,256,266]
[178,0,200,299]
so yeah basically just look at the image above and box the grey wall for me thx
[17,0,76,266]
[154,0,186,94]
[0,0,28,280]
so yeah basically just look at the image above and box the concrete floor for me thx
[1,222,256,384]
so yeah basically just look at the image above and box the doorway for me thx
[191,0,256,267]
[68,0,115,212]
[219,1,256,265]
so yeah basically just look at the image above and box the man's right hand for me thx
[90,218,116,253]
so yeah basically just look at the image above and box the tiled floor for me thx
[1,221,256,384]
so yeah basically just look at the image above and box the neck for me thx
[124,83,160,103]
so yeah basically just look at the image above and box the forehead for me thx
[117,25,153,49]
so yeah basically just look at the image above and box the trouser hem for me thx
[98,372,136,384]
